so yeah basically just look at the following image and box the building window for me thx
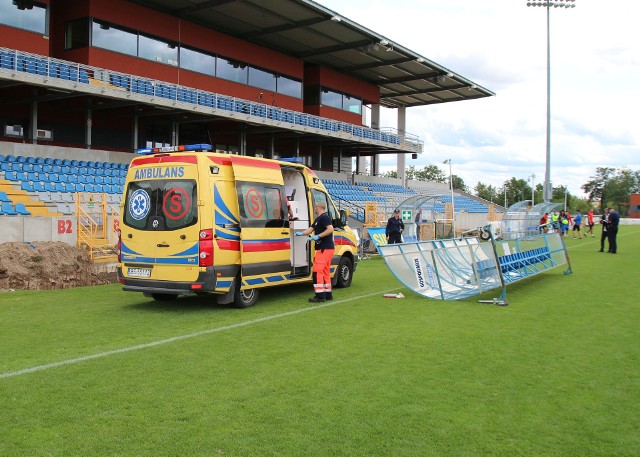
[277,75,302,99]
[217,58,248,85]
[321,88,343,110]
[248,66,276,92]
[0,0,47,34]
[139,34,178,66]
[91,20,137,56]
[180,46,215,76]
[65,18,90,49]
[79,18,303,100]
[343,94,362,115]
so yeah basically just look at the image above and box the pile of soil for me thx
[0,242,116,291]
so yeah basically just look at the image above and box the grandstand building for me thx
[0,0,494,231]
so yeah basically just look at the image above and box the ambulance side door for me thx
[231,160,290,284]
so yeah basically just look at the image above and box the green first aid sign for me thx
[402,210,412,221]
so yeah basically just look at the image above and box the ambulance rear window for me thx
[124,179,197,230]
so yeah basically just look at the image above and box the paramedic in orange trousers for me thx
[295,201,335,302]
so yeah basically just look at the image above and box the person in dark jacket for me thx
[598,208,610,252]
[386,209,404,244]
[607,208,619,254]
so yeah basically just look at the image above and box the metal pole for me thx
[443,159,456,237]
[529,173,535,205]
[527,1,576,201]
[450,159,455,237]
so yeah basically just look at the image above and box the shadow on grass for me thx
[124,282,314,314]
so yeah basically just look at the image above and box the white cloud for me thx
[319,0,640,197]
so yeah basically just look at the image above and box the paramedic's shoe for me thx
[309,293,326,303]
[324,292,333,301]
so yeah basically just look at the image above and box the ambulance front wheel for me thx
[233,280,259,309]
[335,257,353,288]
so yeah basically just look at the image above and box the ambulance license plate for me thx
[128,267,151,278]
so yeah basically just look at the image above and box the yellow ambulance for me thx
[117,144,358,308]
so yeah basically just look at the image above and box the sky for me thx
[318,0,640,197]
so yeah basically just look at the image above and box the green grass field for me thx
[1,226,639,456]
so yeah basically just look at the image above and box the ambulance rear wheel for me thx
[335,257,353,288]
[233,280,259,309]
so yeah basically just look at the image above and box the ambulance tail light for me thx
[199,229,214,267]
[117,233,122,263]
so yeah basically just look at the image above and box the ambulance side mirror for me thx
[338,209,348,227]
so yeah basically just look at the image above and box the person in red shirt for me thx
[585,209,595,237]
[539,212,549,233]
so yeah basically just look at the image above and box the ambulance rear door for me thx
[120,155,201,283]
[230,157,291,285]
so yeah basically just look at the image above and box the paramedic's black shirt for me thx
[312,213,335,250]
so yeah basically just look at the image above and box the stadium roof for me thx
[128,0,495,108]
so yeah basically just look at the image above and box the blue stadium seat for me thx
[21,181,35,192]
[0,51,16,70]
[0,191,11,202]
[14,203,31,215]
[1,202,18,215]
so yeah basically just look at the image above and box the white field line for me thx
[0,288,401,380]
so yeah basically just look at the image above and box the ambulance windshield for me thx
[124,179,198,230]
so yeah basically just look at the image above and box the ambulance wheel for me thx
[335,257,353,288]
[233,280,259,309]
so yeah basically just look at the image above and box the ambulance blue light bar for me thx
[279,157,303,163]
[136,144,213,155]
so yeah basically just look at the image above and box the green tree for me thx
[381,170,398,179]
[499,177,531,207]
[474,182,500,203]
[581,167,616,211]
[451,175,466,192]
[413,164,447,183]
[606,168,639,214]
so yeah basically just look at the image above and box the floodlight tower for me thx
[526,0,576,202]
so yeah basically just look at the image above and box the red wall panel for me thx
[0,26,50,55]
[305,66,379,104]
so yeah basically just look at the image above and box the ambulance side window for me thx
[237,182,286,228]
[311,189,336,221]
